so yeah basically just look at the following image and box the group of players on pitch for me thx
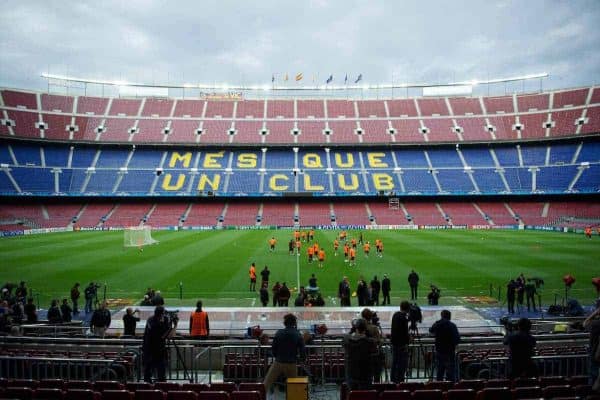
[269,230,384,268]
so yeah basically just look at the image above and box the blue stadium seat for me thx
[494,147,519,166]
[264,149,291,169]
[576,141,600,163]
[403,169,438,193]
[128,149,164,168]
[119,170,157,194]
[520,145,547,166]
[503,168,532,193]
[95,149,129,168]
[549,143,577,164]
[437,169,475,193]
[86,170,119,193]
[0,144,13,164]
[461,148,495,167]
[11,167,54,193]
[472,169,507,193]
[12,144,41,166]
[395,149,428,168]
[43,146,70,167]
[71,148,97,168]
[536,166,577,192]
[427,149,463,168]
[573,164,600,192]
[228,170,261,194]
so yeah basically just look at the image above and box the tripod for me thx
[407,323,427,381]
[168,337,192,383]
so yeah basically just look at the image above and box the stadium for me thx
[1,1,600,398]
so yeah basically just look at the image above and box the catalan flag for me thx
[295,73,303,81]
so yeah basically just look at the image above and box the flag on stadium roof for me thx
[326,75,333,84]
[295,73,303,81]
[271,74,275,83]
[344,74,348,84]
[355,74,363,83]
[284,73,288,81]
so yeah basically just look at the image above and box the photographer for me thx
[343,318,377,390]
[391,301,411,383]
[122,307,140,337]
[84,282,99,314]
[263,313,305,393]
[362,308,383,383]
[428,285,440,306]
[143,306,177,382]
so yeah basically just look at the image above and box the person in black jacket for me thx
[123,307,140,336]
[47,299,63,324]
[391,301,410,383]
[338,277,351,307]
[343,318,377,390]
[507,279,517,314]
[408,270,419,300]
[60,299,72,323]
[259,283,269,307]
[278,283,291,307]
[504,317,537,378]
[143,306,176,382]
[370,276,381,306]
[429,309,460,381]
[24,297,37,323]
[381,275,391,305]
[90,301,111,337]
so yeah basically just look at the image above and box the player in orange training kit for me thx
[318,249,325,268]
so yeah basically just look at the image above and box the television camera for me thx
[408,303,423,331]
[165,309,179,328]
[427,285,441,305]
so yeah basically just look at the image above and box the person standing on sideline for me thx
[143,306,176,382]
[408,270,419,300]
[339,276,351,307]
[90,301,111,338]
[260,266,270,288]
[391,301,410,382]
[583,302,600,387]
[371,276,381,306]
[189,300,210,339]
[260,283,269,307]
[504,317,537,378]
[429,309,460,381]
[84,282,97,314]
[272,281,281,307]
[382,275,391,305]
[70,282,80,314]
[61,299,72,323]
[263,314,305,393]
[123,307,140,336]
[249,263,257,291]
[507,279,517,314]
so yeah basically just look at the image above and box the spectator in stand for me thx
[143,305,176,382]
[272,282,281,307]
[24,297,37,323]
[429,309,460,381]
[278,283,291,307]
[583,301,600,387]
[122,307,140,337]
[260,283,269,307]
[343,318,377,390]
[504,317,537,378]
[47,299,62,324]
[90,301,111,337]
[263,313,305,393]
[189,300,210,339]
[391,301,411,383]
[61,299,72,323]
[70,282,81,314]
[381,275,391,305]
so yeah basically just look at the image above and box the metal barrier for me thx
[466,354,589,380]
[0,356,126,381]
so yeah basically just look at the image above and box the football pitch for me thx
[1,229,599,308]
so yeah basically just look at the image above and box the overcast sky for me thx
[0,0,599,94]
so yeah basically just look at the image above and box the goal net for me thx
[124,226,159,247]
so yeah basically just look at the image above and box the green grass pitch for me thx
[1,229,599,308]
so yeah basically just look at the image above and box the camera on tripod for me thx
[165,309,179,328]
[408,303,422,331]
[527,277,544,288]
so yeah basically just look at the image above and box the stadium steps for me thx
[472,203,493,226]
[541,202,549,218]
[180,203,193,227]
[100,204,119,227]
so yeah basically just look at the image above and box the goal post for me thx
[124,226,159,247]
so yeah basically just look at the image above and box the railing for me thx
[0,356,127,382]
[477,354,589,379]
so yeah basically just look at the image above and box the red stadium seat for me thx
[126,383,153,392]
[34,388,65,400]
[181,384,210,394]
[424,381,454,391]
[38,380,65,390]
[197,391,230,400]
[63,389,101,400]
[542,385,573,399]
[4,387,35,400]
[371,383,396,393]
[101,390,133,400]
[446,389,477,400]
[347,389,378,400]
[378,390,411,400]
[155,383,182,392]
[230,391,261,400]
[166,391,198,400]
[208,383,237,394]
[412,389,444,400]
[93,381,124,392]
[9,379,38,389]
[65,381,93,391]
[511,377,538,388]
[483,380,509,388]
[511,386,542,399]
[236,383,265,400]
[476,387,511,400]
[134,390,166,400]
[396,382,424,392]
[538,376,567,387]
